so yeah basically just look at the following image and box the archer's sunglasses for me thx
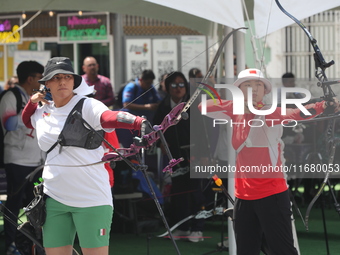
[170,83,185,88]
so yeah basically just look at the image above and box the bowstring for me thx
[241,0,262,70]
[242,0,284,177]
[258,0,273,76]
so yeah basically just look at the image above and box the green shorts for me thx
[43,197,113,248]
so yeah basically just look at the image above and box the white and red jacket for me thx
[202,100,324,200]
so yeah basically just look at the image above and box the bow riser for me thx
[102,103,186,170]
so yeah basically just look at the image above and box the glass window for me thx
[78,43,110,78]
[44,43,73,61]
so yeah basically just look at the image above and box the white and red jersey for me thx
[22,94,144,207]
[203,100,324,200]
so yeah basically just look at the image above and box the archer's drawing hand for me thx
[323,97,340,114]
[31,90,50,105]
[332,98,340,112]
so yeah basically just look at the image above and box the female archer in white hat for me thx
[200,68,339,254]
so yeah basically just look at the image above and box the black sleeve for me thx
[189,100,211,160]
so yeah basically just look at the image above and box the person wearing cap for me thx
[22,57,148,255]
[0,61,45,255]
[199,68,340,254]
[122,69,160,121]
[117,69,160,148]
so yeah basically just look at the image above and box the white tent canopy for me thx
[1,0,245,36]
[254,0,340,38]
[145,0,245,31]
[2,0,339,37]
[2,0,340,37]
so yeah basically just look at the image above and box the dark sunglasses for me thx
[170,83,185,88]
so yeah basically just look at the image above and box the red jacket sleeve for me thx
[21,100,38,129]
[100,110,144,130]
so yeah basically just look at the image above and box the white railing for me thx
[123,15,173,27]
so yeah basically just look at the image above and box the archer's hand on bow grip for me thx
[133,120,156,147]
[133,103,186,148]
[323,97,340,115]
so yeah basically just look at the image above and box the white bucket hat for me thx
[233,68,272,94]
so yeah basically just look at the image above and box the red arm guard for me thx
[100,110,144,130]
[21,100,38,129]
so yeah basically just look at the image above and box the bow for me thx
[105,27,246,254]
[275,0,340,230]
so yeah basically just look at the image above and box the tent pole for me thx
[224,25,236,255]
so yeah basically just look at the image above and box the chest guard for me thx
[47,98,104,153]
[236,106,285,167]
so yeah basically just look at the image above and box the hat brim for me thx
[39,70,82,89]
[233,77,272,94]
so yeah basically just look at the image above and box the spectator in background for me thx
[4,76,18,90]
[122,69,160,122]
[116,69,160,148]
[188,68,203,80]
[278,72,303,102]
[158,73,168,100]
[0,61,45,255]
[154,71,208,243]
[188,67,216,93]
[279,72,306,144]
[82,56,115,108]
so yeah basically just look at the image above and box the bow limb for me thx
[275,0,338,230]
[275,0,335,101]
[156,215,195,238]
[175,27,248,122]
[156,208,225,238]
[305,119,338,230]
